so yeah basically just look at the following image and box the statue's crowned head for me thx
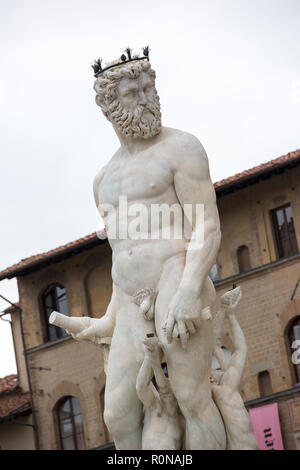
[93,47,161,139]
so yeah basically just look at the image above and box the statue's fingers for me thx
[178,321,189,349]
[166,314,175,343]
[186,320,196,335]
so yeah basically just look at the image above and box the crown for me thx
[92,46,150,78]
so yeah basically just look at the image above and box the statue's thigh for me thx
[105,298,154,404]
[155,267,213,402]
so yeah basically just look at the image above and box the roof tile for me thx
[0,392,31,420]
[0,375,19,395]
[214,149,300,188]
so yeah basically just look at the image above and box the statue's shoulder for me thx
[161,127,208,169]
[162,127,207,155]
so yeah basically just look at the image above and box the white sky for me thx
[0,0,299,377]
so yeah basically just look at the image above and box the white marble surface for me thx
[50,57,258,450]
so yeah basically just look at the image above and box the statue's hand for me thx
[221,286,242,315]
[73,316,114,343]
[163,287,202,349]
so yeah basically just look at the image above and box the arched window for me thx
[286,316,300,384]
[237,245,251,273]
[42,284,69,342]
[56,396,85,450]
[258,370,272,397]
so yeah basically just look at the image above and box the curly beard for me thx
[109,94,162,139]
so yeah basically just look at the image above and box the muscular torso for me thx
[94,128,193,296]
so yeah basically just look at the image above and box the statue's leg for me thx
[155,255,226,450]
[104,293,156,450]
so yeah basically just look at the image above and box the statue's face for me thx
[117,72,156,114]
[110,71,161,139]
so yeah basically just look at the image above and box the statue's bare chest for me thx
[98,153,174,207]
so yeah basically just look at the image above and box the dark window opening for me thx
[237,245,251,273]
[258,370,272,397]
[42,284,69,342]
[271,204,298,259]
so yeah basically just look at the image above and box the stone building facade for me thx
[0,149,299,449]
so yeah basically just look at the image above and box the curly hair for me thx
[93,60,156,118]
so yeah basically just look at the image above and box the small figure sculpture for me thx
[210,287,259,450]
[136,335,184,450]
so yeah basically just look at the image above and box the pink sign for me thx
[249,403,284,450]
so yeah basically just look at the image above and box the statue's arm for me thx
[165,134,221,346]
[50,284,116,343]
[65,165,116,343]
[149,346,170,394]
[221,310,247,390]
[174,134,221,291]
[136,352,156,409]
[74,283,116,341]
[214,344,228,372]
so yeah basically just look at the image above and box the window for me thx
[57,396,85,450]
[271,204,298,259]
[237,245,251,273]
[258,370,272,397]
[42,284,69,342]
[286,316,300,384]
[209,262,219,282]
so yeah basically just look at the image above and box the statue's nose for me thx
[139,90,147,105]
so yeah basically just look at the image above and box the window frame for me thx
[41,283,69,343]
[56,396,85,450]
[270,203,298,259]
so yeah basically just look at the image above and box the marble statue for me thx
[50,47,258,450]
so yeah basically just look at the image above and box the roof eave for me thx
[215,155,300,197]
[0,233,105,281]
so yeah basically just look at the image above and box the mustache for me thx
[121,102,159,130]
[134,102,157,119]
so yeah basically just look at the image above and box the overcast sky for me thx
[0,0,299,376]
